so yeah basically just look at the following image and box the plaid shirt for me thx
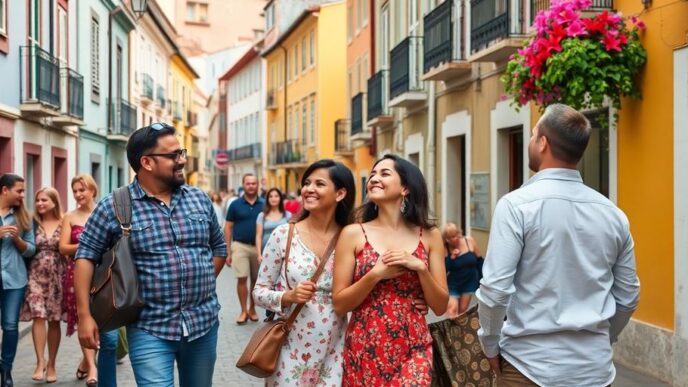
[76,179,227,341]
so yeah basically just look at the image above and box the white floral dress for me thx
[253,223,346,387]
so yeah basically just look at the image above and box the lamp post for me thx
[131,0,148,19]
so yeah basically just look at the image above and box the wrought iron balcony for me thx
[530,0,613,24]
[19,46,61,117]
[266,89,277,110]
[351,93,371,141]
[108,98,137,140]
[367,70,393,127]
[141,73,154,104]
[470,0,528,63]
[52,67,85,127]
[334,119,352,154]
[156,85,166,108]
[422,0,472,81]
[228,143,261,161]
[389,36,427,108]
[270,140,306,166]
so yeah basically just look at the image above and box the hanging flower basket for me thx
[502,0,647,113]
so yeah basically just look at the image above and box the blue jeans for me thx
[127,322,218,387]
[98,329,119,387]
[0,287,26,371]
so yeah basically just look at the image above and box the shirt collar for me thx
[130,177,188,200]
[523,168,583,187]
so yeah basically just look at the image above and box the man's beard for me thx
[164,167,186,189]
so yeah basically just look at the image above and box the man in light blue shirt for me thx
[477,104,640,387]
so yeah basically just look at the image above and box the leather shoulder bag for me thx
[89,186,145,332]
[236,222,340,378]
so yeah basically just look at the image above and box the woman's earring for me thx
[400,196,408,214]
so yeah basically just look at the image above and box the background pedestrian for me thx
[0,173,36,387]
[20,187,64,383]
[58,175,103,386]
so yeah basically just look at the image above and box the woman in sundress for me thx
[253,159,355,386]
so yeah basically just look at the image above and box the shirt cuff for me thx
[478,332,501,358]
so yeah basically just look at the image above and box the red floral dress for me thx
[342,224,433,386]
[62,224,83,336]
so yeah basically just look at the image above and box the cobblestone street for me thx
[10,268,666,386]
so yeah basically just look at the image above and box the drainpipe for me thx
[107,6,124,133]
[427,81,436,212]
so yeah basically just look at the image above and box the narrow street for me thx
[11,269,665,386]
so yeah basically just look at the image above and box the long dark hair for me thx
[295,159,355,228]
[355,154,435,229]
[0,173,30,232]
[263,187,286,216]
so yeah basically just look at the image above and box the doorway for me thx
[446,135,466,233]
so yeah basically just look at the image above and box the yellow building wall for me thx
[317,2,347,160]
[169,56,198,186]
[614,0,687,330]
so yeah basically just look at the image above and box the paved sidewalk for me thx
[12,269,668,386]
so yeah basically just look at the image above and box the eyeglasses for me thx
[145,148,188,162]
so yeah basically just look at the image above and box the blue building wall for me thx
[0,3,27,108]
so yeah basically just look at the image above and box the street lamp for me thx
[131,0,148,19]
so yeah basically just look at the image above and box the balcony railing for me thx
[271,140,306,165]
[62,67,84,119]
[156,85,166,108]
[390,36,424,100]
[20,46,60,109]
[351,93,366,136]
[471,0,526,55]
[530,0,613,23]
[142,73,154,101]
[109,98,137,137]
[367,70,391,121]
[228,143,261,161]
[266,89,277,109]
[424,0,466,72]
[335,119,352,153]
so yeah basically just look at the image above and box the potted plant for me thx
[502,0,647,114]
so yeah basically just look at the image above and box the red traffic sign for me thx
[215,151,229,169]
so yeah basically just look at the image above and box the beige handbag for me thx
[236,222,339,378]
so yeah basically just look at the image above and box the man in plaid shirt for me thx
[74,123,227,387]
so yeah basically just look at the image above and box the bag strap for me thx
[283,222,296,290]
[112,186,133,236]
[284,227,340,328]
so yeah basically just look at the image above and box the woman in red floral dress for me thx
[333,154,448,386]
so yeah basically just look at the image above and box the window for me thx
[310,96,316,145]
[90,15,100,98]
[186,2,209,23]
[347,4,353,41]
[0,0,6,36]
[507,127,524,191]
[362,0,369,26]
[301,38,307,71]
[356,0,362,32]
[302,101,307,145]
[287,108,292,139]
[309,31,315,65]
[293,103,299,140]
[293,46,298,79]
[265,3,275,30]
[579,109,610,197]
[287,50,291,81]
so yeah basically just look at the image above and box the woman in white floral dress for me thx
[253,159,356,387]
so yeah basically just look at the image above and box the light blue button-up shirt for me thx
[477,168,640,387]
[0,208,36,289]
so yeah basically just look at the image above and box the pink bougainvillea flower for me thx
[566,20,587,36]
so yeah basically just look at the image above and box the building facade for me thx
[219,44,266,191]
[0,0,86,209]
[262,2,347,192]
